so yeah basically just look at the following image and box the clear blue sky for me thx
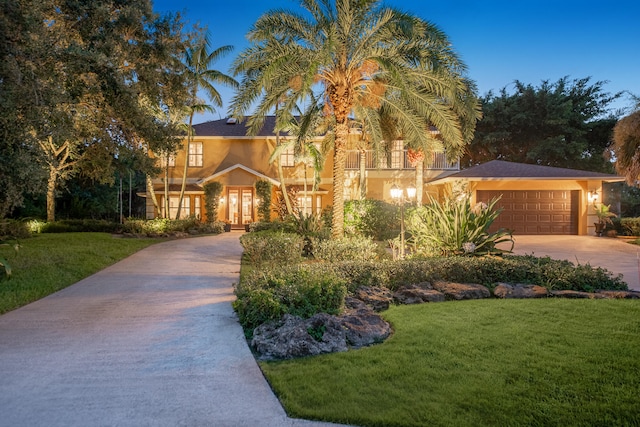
[152,0,640,124]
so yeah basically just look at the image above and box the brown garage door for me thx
[477,190,579,235]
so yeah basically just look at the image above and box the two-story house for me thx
[146,116,624,235]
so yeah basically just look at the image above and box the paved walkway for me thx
[500,235,640,291]
[0,232,347,427]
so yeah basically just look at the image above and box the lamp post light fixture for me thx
[390,183,416,259]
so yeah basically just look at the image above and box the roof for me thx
[151,184,203,193]
[429,160,625,183]
[197,164,280,187]
[192,117,288,138]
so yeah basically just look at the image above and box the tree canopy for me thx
[0,0,196,220]
[462,77,622,172]
[231,0,480,237]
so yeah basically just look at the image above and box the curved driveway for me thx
[502,235,640,291]
[0,232,347,427]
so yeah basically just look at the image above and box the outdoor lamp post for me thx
[390,184,416,259]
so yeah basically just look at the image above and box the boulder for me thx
[252,313,347,360]
[550,290,607,299]
[596,290,640,299]
[341,307,392,348]
[354,286,393,312]
[432,281,491,300]
[393,284,445,304]
[493,283,549,299]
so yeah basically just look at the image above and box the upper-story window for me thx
[159,153,175,167]
[390,140,404,169]
[280,146,295,167]
[189,142,203,167]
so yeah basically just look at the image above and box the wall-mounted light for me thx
[220,197,226,204]
[588,190,599,203]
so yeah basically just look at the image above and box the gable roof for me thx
[429,160,624,183]
[197,164,280,187]
[192,117,287,138]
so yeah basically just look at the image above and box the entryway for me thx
[227,187,254,229]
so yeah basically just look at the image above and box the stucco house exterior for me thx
[146,117,624,235]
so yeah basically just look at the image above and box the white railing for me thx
[345,150,459,171]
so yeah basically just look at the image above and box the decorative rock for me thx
[432,281,491,300]
[345,296,369,310]
[596,290,640,299]
[393,285,445,304]
[354,286,393,312]
[341,307,392,348]
[493,283,549,299]
[252,313,347,360]
[550,290,607,299]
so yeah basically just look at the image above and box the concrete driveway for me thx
[0,233,347,427]
[499,235,640,291]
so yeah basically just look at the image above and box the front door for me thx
[227,187,254,229]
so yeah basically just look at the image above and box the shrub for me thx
[40,219,120,233]
[234,265,347,332]
[255,180,272,222]
[239,231,304,265]
[620,217,640,236]
[0,219,32,239]
[344,199,399,241]
[203,181,223,223]
[121,217,220,236]
[312,255,627,293]
[312,235,381,263]
[406,194,513,256]
[249,220,292,233]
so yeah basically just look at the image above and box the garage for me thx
[426,160,625,236]
[477,189,579,235]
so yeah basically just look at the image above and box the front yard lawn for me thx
[0,233,161,314]
[261,299,640,427]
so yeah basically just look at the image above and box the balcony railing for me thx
[345,150,459,171]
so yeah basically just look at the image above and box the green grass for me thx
[0,233,161,314]
[261,299,640,427]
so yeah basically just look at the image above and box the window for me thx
[166,196,190,219]
[159,153,175,167]
[280,146,294,167]
[194,196,201,219]
[297,196,313,216]
[189,142,203,167]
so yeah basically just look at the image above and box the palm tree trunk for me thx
[276,130,293,215]
[359,149,367,199]
[176,112,194,220]
[331,121,349,238]
[415,159,424,205]
[164,158,170,219]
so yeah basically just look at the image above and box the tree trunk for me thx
[176,112,194,220]
[331,121,349,238]
[359,149,367,199]
[46,168,57,223]
[415,159,424,205]
[145,175,160,218]
[276,131,293,215]
[164,157,170,219]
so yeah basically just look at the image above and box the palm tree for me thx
[176,35,238,219]
[610,110,640,185]
[231,0,480,237]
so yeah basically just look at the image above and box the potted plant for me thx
[223,220,231,232]
[593,203,616,237]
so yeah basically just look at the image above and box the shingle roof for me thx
[433,160,624,181]
[192,116,286,138]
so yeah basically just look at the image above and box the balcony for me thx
[345,150,459,171]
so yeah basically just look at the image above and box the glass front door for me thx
[227,187,254,228]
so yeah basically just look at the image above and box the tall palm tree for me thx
[610,110,640,185]
[176,34,238,219]
[231,0,480,237]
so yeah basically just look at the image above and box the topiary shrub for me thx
[203,181,223,223]
[255,180,272,222]
[40,219,120,233]
[234,265,347,332]
[239,231,304,266]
